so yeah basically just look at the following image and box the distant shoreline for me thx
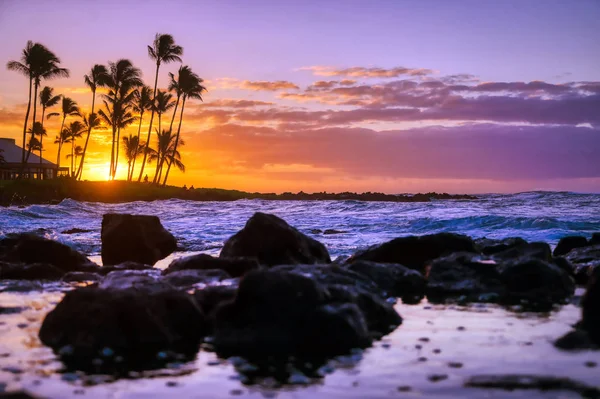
[0,179,477,206]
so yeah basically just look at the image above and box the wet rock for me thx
[163,254,259,278]
[0,280,44,293]
[346,233,476,274]
[474,237,528,255]
[582,268,600,344]
[0,261,65,280]
[346,260,425,302]
[310,229,323,234]
[213,270,371,359]
[39,286,206,369]
[323,229,346,235]
[97,261,155,276]
[590,233,600,246]
[563,245,600,285]
[464,374,600,397]
[98,269,165,292]
[193,285,238,317]
[0,306,26,315]
[492,242,552,263]
[162,269,231,288]
[554,236,589,257]
[219,212,331,267]
[0,233,97,273]
[554,329,599,350]
[101,213,177,266]
[62,271,102,283]
[61,228,93,235]
[0,392,41,399]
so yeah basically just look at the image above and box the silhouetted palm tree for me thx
[138,33,183,182]
[27,122,46,177]
[38,86,60,178]
[162,65,205,186]
[101,59,142,180]
[54,97,80,169]
[148,129,185,182]
[152,90,175,181]
[56,120,83,175]
[6,41,69,168]
[122,135,145,181]
[66,145,84,175]
[130,85,153,179]
[77,64,109,180]
[67,123,85,176]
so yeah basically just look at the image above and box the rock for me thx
[582,268,600,344]
[464,374,600,397]
[193,285,238,318]
[345,260,425,302]
[427,252,574,308]
[346,233,476,274]
[591,233,600,246]
[62,271,102,283]
[213,270,371,359]
[310,229,323,234]
[162,269,231,288]
[0,261,65,280]
[98,269,166,293]
[220,212,331,267]
[554,236,589,256]
[61,228,93,235]
[0,392,41,399]
[492,241,552,263]
[163,254,259,278]
[39,286,206,369]
[97,261,155,276]
[474,237,527,255]
[0,233,97,273]
[427,253,504,302]
[563,245,600,285]
[101,213,177,266]
[323,229,346,235]
[554,329,599,350]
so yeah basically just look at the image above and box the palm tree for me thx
[151,90,175,182]
[56,120,83,176]
[54,97,80,169]
[130,85,153,180]
[137,33,183,183]
[26,122,46,178]
[122,135,145,181]
[101,59,142,180]
[6,41,69,169]
[77,64,109,180]
[67,123,84,177]
[38,87,61,177]
[162,66,205,186]
[66,145,84,174]
[148,129,185,183]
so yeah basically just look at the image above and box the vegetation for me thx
[5,34,205,186]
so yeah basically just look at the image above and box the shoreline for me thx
[0,179,477,206]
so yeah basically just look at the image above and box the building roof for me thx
[0,137,56,167]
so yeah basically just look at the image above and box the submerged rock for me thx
[0,233,97,273]
[220,212,331,266]
[465,374,600,397]
[492,241,552,262]
[163,253,259,278]
[554,236,589,257]
[39,286,206,369]
[101,213,177,266]
[213,270,373,359]
[62,271,102,283]
[0,261,65,280]
[474,237,527,255]
[96,261,155,276]
[346,233,476,274]
[162,269,231,288]
[345,260,425,302]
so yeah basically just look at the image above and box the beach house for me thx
[0,137,69,180]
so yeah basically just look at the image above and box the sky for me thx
[0,0,599,193]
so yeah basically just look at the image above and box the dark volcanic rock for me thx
[97,261,155,276]
[193,285,238,318]
[427,252,575,308]
[582,268,600,344]
[213,270,372,358]
[163,253,259,278]
[323,229,346,235]
[465,374,600,397]
[98,269,164,291]
[563,245,600,285]
[0,233,97,273]
[0,261,65,280]
[346,233,476,273]
[39,286,206,368]
[162,269,231,288]
[219,212,331,266]
[427,253,504,302]
[554,236,589,257]
[346,260,425,302]
[61,228,93,235]
[492,242,552,262]
[62,271,102,283]
[101,213,177,266]
[591,233,600,246]
[474,237,527,255]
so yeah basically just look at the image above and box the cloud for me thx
[241,80,300,91]
[300,66,435,78]
[201,99,274,108]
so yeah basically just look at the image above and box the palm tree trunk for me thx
[138,62,160,182]
[157,95,181,182]
[109,126,116,180]
[21,77,33,168]
[70,139,75,177]
[24,81,40,167]
[56,116,66,169]
[130,112,144,182]
[39,107,46,180]
[163,96,186,186]
[77,90,96,180]
[114,126,121,180]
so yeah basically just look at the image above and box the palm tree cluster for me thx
[5,33,206,185]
